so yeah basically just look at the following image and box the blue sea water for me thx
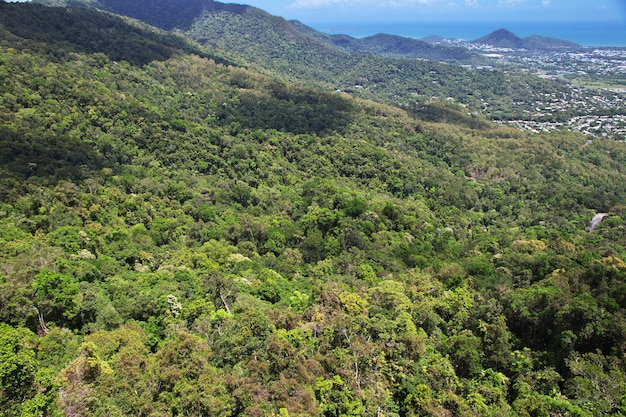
[308,21,626,47]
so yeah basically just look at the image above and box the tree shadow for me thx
[82,0,252,31]
[0,2,215,66]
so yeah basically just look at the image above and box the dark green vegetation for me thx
[0,1,222,66]
[2,2,626,417]
[35,0,570,117]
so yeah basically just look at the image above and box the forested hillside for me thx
[2,2,626,417]
[34,0,571,117]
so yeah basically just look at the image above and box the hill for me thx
[2,3,626,417]
[0,1,222,66]
[37,0,217,30]
[37,0,480,64]
[288,20,478,63]
[473,28,581,49]
[34,0,571,116]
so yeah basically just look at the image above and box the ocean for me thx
[307,21,626,47]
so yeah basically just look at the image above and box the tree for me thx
[32,269,80,328]
[0,324,37,417]
[152,331,233,416]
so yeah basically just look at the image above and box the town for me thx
[472,44,626,139]
[496,85,626,139]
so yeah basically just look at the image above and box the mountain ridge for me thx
[0,2,222,66]
[32,0,570,115]
[34,0,484,64]
[472,28,581,49]
[287,19,478,62]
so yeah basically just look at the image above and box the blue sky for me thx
[229,0,626,44]
[229,0,626,24]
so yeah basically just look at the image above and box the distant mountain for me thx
[35,0,479,64]
[288,21,477,63]
[31,0,569,112]
[359,33,475,61]
[421,35,448,44]
[522,34,582,49]
[473,28,581,49]
[473,29,525,48]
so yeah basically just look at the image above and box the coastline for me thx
[306,21,626,48]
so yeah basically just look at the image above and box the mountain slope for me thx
[288,20,478,63]
[0,1,220,66]
[3,4,626,417]
[39,0,572,114]
[473,28,525,48]
[40,0,218,30]
[473,28,581,49]
[523,34,582,49]
[37,0,479,64]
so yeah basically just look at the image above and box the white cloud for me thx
[289,0,434,7]
[497,0,526,5]
[288,0,551,11]
[289,0,347,7]
[391,0,433,4]
[289,0,346,6]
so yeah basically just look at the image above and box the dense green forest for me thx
[35,0,572,117]
[2,2,626,417]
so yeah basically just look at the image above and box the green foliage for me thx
[1,3,626,415]
[0,2,216,66]
[32,269,81,326]
[0,324,68,417]
[0,324,37,416]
